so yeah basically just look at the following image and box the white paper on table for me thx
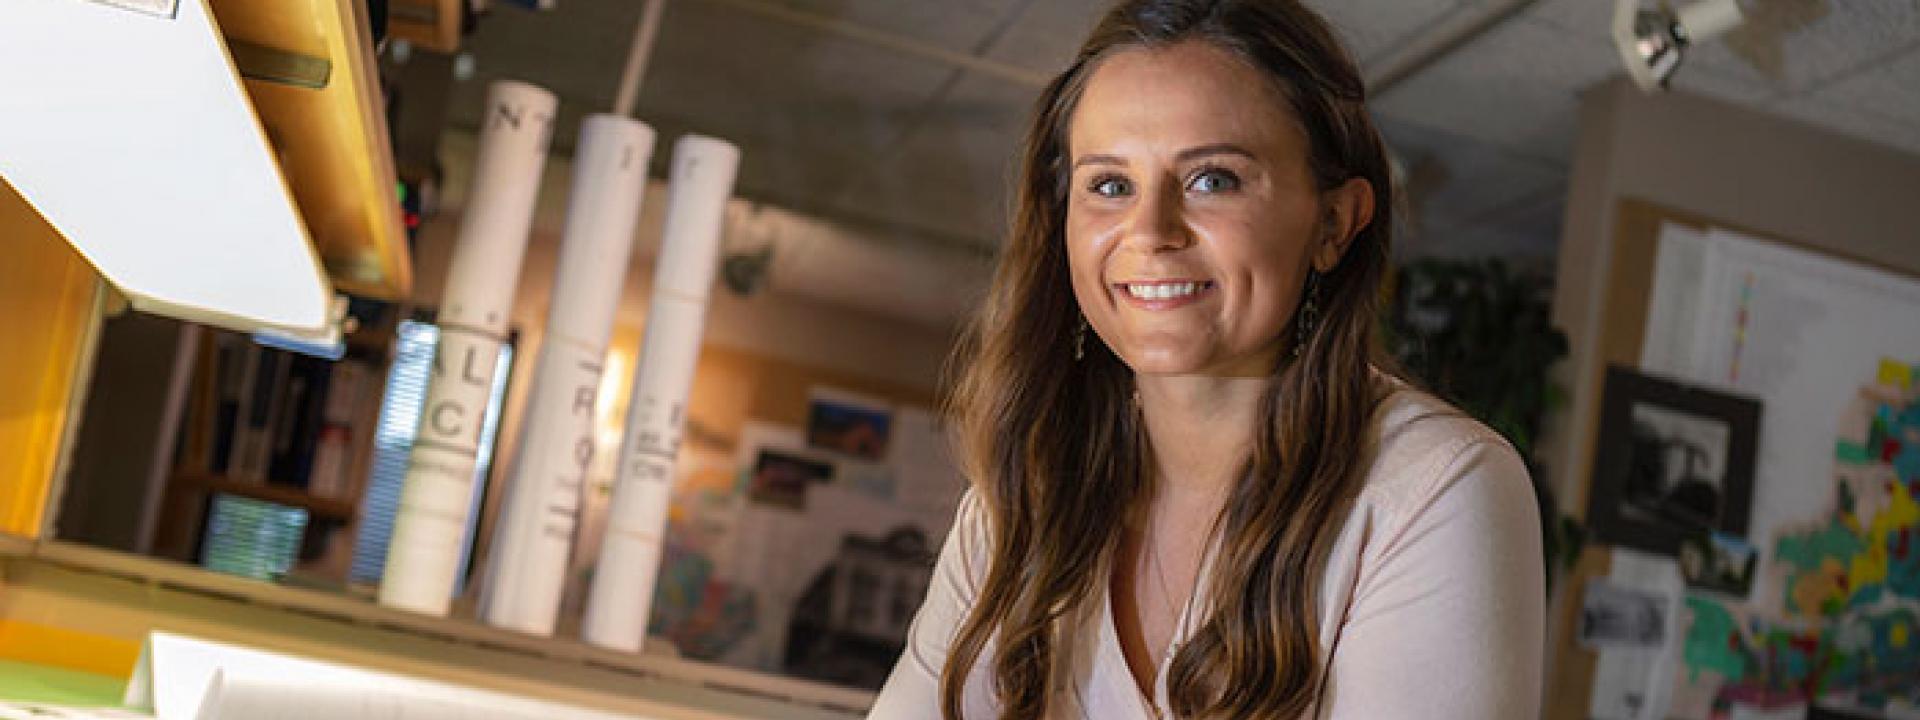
[0,701,149,719]
[123,632,658,720]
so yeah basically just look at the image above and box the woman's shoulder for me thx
[1356,379,1529,515]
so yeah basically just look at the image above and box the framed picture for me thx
[748,449,833,510]
[1677,531,1757,597]
[1586,365,1761,557]
[805,388,893,462]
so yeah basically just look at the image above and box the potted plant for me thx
[1385,257,1584,589]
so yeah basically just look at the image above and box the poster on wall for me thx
[1629,224,1920,719]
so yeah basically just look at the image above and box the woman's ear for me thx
[1313,177,1375,273]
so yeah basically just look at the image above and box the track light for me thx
[1614,0,1745,91]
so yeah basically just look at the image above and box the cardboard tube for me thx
[379,80,556,616]
[581,135,739,652]
[481,115,656,635]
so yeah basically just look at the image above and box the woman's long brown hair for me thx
[938,1,1398,717]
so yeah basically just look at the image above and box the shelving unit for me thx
[0,539,874,718]
[176,473,358,522]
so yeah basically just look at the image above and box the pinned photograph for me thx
[1579,579,1668,650]
[1678,531,1757,597]
[1587,366,1760,556]
[806,388,893,461]
[748,449,833,510]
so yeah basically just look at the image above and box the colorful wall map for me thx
[1675,359,1920,717]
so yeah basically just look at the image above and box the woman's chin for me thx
[1113,346,1215,376]
[1114,343,1282,378]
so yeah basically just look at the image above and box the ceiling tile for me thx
[1308,0,1464,66]
[1524,0,1618,37]
[1804,44,1920,124]
[986,0,1473,75]
[1681,0,1919,94]
[1377,116,1565,231]
[449,0,962,221]
[1664,60,1781,105]
[459,1,644,109]
[1769,86,1920,158]
[1529,0,1920,97]
[1372,17,1621,165]
[827,74,1036,243]
[982,0,1110,73]
[774,0,1029,54]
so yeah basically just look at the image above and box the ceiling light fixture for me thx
[1614,0,1745,91]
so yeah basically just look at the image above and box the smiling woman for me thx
[867,1,1544,719]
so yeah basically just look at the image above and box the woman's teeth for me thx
[1124,281,1210,300]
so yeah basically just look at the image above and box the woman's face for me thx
[1065,40,1344,377]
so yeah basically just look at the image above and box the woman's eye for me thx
[1089,175,1132,198]
[1187,168,1241,194]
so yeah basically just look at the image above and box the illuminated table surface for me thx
[0,658,125,707]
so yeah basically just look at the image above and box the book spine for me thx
[210,334,243,475]
[225,343,264,478]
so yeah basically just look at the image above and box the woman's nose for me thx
[1119,180,1191,253]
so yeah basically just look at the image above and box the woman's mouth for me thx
[1114,280,1216,308]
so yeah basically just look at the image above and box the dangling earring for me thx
[1073,315,1088,361]
[1294,270,1322,360]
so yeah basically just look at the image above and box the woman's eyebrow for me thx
[1070,143,1257,171]
[1175,143,1256,163]
[1072,153,1128,170]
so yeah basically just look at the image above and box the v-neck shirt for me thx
[867,387,1545,719]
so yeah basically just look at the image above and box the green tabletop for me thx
[0,659,126,706]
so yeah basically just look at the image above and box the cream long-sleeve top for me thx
[867,387,1545,719]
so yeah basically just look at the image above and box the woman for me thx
[870,1,1543,718]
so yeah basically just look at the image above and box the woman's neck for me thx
[1134,373,1268,507]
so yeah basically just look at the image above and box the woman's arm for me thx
[867,491,987,719]
[1319,439,1545,719]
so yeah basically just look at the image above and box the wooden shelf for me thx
[176,473,357,522]
[209,0,414,302]
[4,541,875,718]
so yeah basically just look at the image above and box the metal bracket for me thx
[227,39,333,89]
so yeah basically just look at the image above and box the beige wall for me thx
[1539,76,1920,716]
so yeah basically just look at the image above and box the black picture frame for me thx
[1585,365,1761,557]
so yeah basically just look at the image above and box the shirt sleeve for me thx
[867,490,988,719]
[1318,438,1545,719]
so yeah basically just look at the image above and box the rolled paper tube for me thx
[379,80,556,616]
[581,134,740,652]
[481,114,657,636]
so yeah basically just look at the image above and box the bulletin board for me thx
[1549,198,1920,719]
[556,339,965,691]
